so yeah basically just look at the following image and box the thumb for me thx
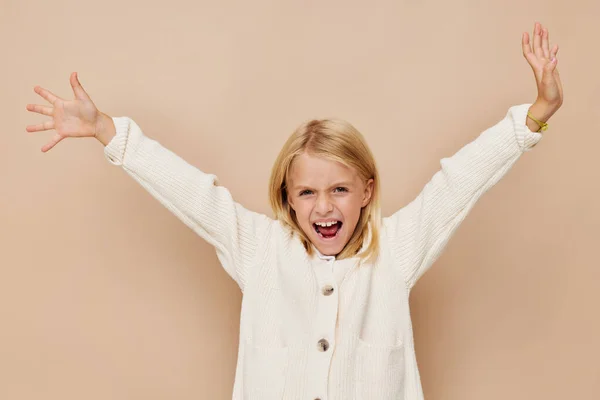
[541,58,557,83]
[545,58,558,73]
[70,72,91,101]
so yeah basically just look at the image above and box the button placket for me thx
[308,255,338,399]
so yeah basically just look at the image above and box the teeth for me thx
[315,221,338,227]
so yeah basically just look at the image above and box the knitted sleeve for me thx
[103,117,272,292]
[383,103,543,290]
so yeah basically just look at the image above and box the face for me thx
[287,152,374,257]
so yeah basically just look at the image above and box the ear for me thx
[287,189,296,211]
[361,178,374,207]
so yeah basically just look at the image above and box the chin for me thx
[312,236,346,257]
[318,247,340,257]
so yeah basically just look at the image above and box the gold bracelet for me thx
[527,111,549,132]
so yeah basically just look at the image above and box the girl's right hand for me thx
[26,72,108,152]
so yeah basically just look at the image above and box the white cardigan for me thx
[104,104,542,400]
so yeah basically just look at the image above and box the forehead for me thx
[289,152,358,187]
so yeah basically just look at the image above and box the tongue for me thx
[318,223,339,237]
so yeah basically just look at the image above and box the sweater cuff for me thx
[513,103,544,152]
[104,117,132,165]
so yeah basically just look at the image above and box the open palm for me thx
[522,22,563,107]
[26,72,100,152]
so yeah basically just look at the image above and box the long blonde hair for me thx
[268,118,381,264]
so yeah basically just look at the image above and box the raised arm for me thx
[383,103,542,289]
[103,116,272,291]
[383,21,563,290]
[26,72,271,291]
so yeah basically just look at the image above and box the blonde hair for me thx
[268,118,381,265]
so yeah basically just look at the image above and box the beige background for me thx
[2,0,599,398]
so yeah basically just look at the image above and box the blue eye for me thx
[299,190,313,196]
[334,187,348,193]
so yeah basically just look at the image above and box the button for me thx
[317,339,329,352]
[322,285,334,296]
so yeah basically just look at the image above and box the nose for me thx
[315,193,334,215]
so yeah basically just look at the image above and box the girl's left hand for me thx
[522,22,563,109]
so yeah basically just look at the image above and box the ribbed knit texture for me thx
[104,104,542,399]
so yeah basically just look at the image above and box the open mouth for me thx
[313,221,343,240]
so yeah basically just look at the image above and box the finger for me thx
[522,32,533,57]
[41,133,65,153]
[70,72,91,101]
[26,103,53,116]
[34,86,60,105]
[550,44,559,60]
[522,32,539,70]
[541,27,550,59]
[26,120,55,133]
[533,22,544,59]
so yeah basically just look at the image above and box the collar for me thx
[314,247,336,261]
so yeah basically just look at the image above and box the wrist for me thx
[526,100,559,133]
[530,99,560,122]
[94,112,116,147]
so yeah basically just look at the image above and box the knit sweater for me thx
[104,104,542,400]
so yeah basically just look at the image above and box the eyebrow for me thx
[292,181,354,190]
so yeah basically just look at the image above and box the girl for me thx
[25,22,562,400]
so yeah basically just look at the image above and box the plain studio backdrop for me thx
[1,0,599,398]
